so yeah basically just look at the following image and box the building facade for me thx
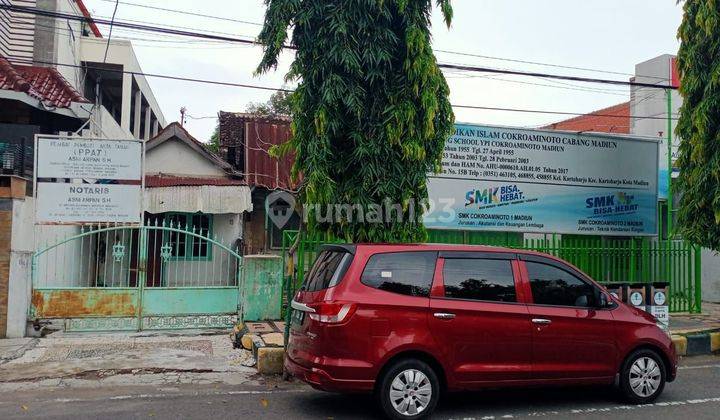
[0,0,169,336]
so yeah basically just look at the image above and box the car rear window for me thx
[360,251,437,297]
[303,250,353,292]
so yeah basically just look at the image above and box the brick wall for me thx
[0,209,12,338]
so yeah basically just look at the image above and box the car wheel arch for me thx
[375,349,448,393]
[619,343,671,378]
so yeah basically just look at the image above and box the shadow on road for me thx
[291,385,619,418]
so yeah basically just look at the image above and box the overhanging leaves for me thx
[256,0,455,242]
[676,0,720,249]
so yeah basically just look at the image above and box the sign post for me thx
[34,135,144,225]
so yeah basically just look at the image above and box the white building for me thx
[0,0,166,139]
[0,0,170,337]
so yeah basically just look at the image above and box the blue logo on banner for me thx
[585,192,638,216]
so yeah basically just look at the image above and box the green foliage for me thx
[675,0,720,249]
[207,124,220,153]
[256,0,455,243]
[246,90,293,117]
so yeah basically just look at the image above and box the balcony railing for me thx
[0,139,33,178]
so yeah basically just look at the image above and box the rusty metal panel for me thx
[244,119,297,191]
[31,288,138,318]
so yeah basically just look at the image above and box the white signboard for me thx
[36,183,141,224]
[424,124,659,236]
[37,137,142,180]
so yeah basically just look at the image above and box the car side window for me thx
[526,261,597,307]
[361,251,437,297]
[442,258,516,302]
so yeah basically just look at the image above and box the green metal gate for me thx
[31,222,244,331]
[281,230,702,314]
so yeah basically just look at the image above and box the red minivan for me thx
[285,244,677,419]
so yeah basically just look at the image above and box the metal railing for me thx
[0,140,33,178]
[33,222,243,289]
[281,230,702,314]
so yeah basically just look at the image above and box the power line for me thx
[102,1,120,63]
[11,57,295,93]
[88,11,260,43]
[26,18,672,99]
[2,4,678,91]
[438,63,675,90]
[93,0,263,27]
[93,0,670,83]
[435,49,669,82]
[9,57,678,122]
[452,103,677,121]
[0,3,264,46]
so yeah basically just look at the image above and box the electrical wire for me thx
[102,1,119,63]
[434,49,669,83]
[92,0,263,27]
[8,56,679,122]
[0,3,678,91]
[438,63,675,90]
[91,0,671,83]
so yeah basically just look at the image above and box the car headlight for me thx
[656,321,671,337]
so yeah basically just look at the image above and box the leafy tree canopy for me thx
[256,0,455,243]
[675,0,720,249]
[246,90,293,117]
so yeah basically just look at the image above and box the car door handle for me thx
[433,312,456,320]
[532,318,552,324]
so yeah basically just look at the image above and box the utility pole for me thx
[180,106,187,126]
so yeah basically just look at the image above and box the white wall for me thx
[53,0,84,88]
[145,139,226,177]
[6,197,34,337]
[630,54,681,191]
[1,0,36,63]
[162,213,242,287]
[97,105,134,140]
[79,37,167,128]
[629,55,720,304]
[701,249,720,303]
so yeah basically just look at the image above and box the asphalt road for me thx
[1,355,719,419]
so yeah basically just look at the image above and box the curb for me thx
[671,329,720,356]
[229,321,286,374]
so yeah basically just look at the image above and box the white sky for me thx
[83,0,684,142]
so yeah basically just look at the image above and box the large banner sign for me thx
[35,135,143,225]
[424,124,659,236]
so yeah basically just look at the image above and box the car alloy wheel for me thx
[628,356,662,397]
[620,349,666,404]
[389,369,433,416]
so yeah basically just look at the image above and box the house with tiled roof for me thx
[541,102,630,134]
[141,122,252,286]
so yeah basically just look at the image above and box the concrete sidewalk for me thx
[0,331,260,392]
[669,301,720,334]
[0,338,37,364]
[668,302,720,356]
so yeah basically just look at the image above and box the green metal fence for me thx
[281,229,702,314]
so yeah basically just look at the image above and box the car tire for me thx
[377,358,440,420]
[619,349,666,404]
